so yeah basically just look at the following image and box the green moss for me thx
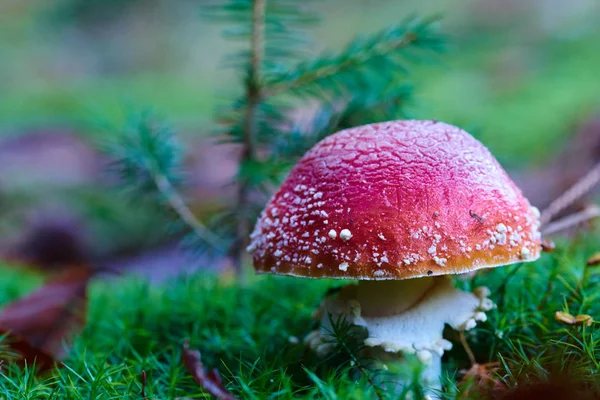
[1,228,599,398]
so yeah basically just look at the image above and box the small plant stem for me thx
[150,168,222,249]
[541,205,600,236]
[141,370,148,400]
[459,330,477,367]
[540,161,600,226]
[232,0,266,275]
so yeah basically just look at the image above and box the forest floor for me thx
[0,226,599,399]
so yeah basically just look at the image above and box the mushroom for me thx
[247,120,542,395]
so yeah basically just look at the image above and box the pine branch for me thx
[104,113,223,252]
[203,0,319,67]
[263,17,445,97]
[149,164,223,250]
[244,0,266,160]
[232,0,267,273]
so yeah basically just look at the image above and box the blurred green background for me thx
[1,0,599,277]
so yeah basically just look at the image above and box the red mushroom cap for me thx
[248,120,542,280]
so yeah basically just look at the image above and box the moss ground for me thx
[1,227,599,399]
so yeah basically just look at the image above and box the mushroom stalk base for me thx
[306,275,493,397]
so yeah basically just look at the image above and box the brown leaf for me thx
[0,331,56,371]
[541,238,556,253]
[1,215,90,272]
[459,362,505,398]
[0,266,94,371]
[556,311,577,325]
[586,252,600,266]
[181,340,238,400]
[575,314,595,327]
[555,311,594,327]
[495,375,600,400]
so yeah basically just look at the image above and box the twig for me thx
[540,161,600,226]
[232,0,266,274]
[265,33,419,97]
[182,340,238,400]
[541,205,600,236]
[151,168,222,249]
[141,370,148,400]
[459,330,476,367]
[469,210,485,224]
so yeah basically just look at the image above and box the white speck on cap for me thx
[520,246,530,259]
[433,257,447,266]
[496,223,507,233]
[340,229,352,241]
[339,262,349,271]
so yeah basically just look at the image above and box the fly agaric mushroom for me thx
[247,120,542,394]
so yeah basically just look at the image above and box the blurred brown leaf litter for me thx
[182,340,238,400]
[0,266,94,372]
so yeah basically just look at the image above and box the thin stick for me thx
[151,169,222,249]
[540,161,600,226]
[141,370,148,400]
[459,330,477,367]
[541,205,600,236]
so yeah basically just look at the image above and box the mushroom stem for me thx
[308,276,493,397]
[355,277,439,317]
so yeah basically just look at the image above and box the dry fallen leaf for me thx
[541,238,556,253]
[0,266,94,371]
[459,361,504,398]
[0,330,56,371]
[555,311,594,327]
[586,252,600,266]
[1,216,89,272]
[182,340,238,400]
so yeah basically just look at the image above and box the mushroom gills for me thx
[306,275,493,395]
